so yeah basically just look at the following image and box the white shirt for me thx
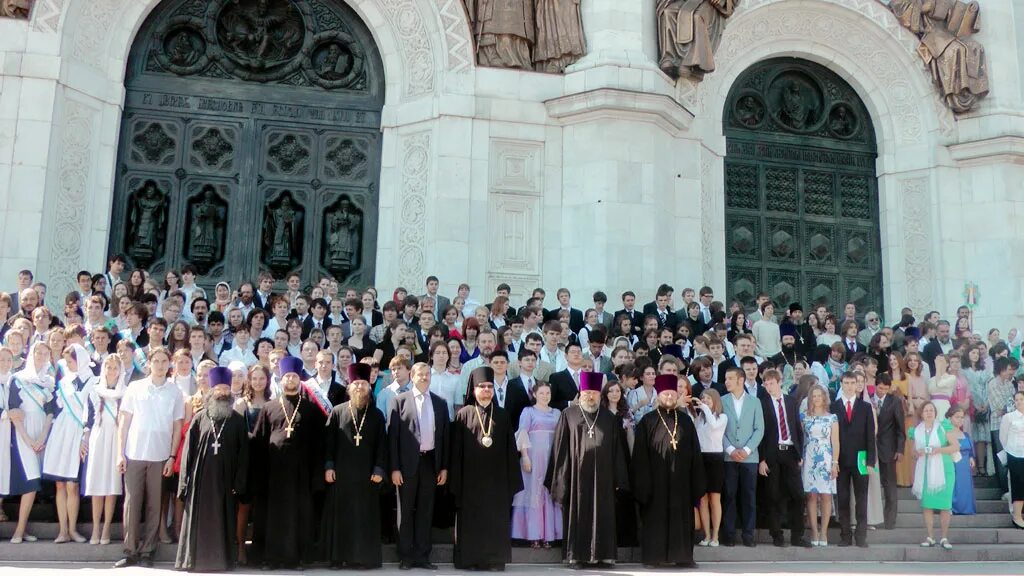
[414,387,435,452]
[696,404,728,453]
[1000,410,1024,457]
[121,378,185,462]
[769,393,793,445]
[540,346,567,372]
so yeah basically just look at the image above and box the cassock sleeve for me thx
[306,402,328,492]
[233,416,249,497]
[544,411,570,505]
[630,415,652,505]
[449,410,466,507]
[177,417,200,501]
[250,405,271,497]
[324,408,339,471]
[505,410,524,501]
[372,410,387,479]
[614,415,630,492]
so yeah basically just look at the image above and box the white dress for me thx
[84,379,125,496]
[0,374,12,495]
[42,371,95,481]
[8,369,55,494]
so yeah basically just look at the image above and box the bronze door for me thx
[723,58,883,319]
[108,0,384,289]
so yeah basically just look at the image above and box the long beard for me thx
[579,398,600,413]
[206,396,234,422]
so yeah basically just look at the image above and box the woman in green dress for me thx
[910,401,958,549]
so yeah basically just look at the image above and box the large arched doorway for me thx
[723,58,883,318]
[107,0,385,289]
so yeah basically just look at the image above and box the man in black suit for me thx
[388,363,450,570]
[842,330,862,361]
[642,283,673,316]
[301,298,333,340]
[874,375,905,530]
[831,372,876,548]
[757,369,810,547]
[490,350,530,432]
[507,349,539,431]
[544,288,584,333]
[922,320,953,375]
[613,290,643,338]
[254,272,276,311]
[549,341,588,410]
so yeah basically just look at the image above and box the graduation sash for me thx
[56,380,87,429]
[303,380,333,417]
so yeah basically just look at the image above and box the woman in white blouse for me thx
[1000,390,1024,528]
[427,341,461,420]
[695,388,728,547]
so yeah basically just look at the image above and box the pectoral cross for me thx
[354,433,362,446]
[670,439,678,451]
[587,430,594,439]
[212,439,221,455]
[285,425,294,439]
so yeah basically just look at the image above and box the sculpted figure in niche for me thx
[128,181,167,261]
[190,187,221,264]
[779,82,809,130]
[735,95,764,128]
[326,199,360,273]
[889,0,988,113]
[533,0,586,73]
[464,0,536,70]
[317,44,353,79]
[1,0,32,18]
[169,32,202,68]
[264,195,300,269]
[657,0,736,81]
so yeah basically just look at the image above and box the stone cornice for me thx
[948,136,1024,166]
[544,88,694,136]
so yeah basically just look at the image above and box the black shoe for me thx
[676,561,698,569]
[488,564,505,571]
[742,537,756,548]
[793,537,813,548]
[838,540,853,547]
[856,541,869,548]
[417,562,439,570]
[261,563,279,571]
[113,556,137,569]
[720,539,735,547]
[399,561,414,570]
[772,535,788,547]
[140,555,154,568]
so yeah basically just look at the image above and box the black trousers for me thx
[878,460,898,529]
[992,430,1009,494]
[723,461,757,542]
[397,451,436,564]
[837,466,868,544]
[763,448,805,540]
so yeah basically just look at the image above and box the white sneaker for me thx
[1002,492,1011,502]
[811,540,820,547]
[939,538,953,550]
[698,539,709,547]
[709,540,719,547]
[921,537,936,547]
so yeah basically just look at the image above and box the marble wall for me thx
[1,0,1023,331]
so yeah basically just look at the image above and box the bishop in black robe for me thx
[449,367,524,570]
[321,364,386,569]
[250,357,327,569]
[544,373,629,567]
[631,391,707,567]
[175,370,250,572]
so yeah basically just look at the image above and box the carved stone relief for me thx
[262,190,306,272]
[397,132,431,289]
[30,0,62,32]
[657,0,736,81]
[184,184,229,272]
[889,0,988,113]
[322,195,362,276]
[125,179,171,267]
[462,0,584,73]
[900,177,934,310]
[49,100,97,301]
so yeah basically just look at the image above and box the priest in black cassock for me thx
[321,363,386,569]
[631,374,707,568]
[250,356,327,570]
[175,366,250,572]
[545,371,629,569]
[450,367,524,571]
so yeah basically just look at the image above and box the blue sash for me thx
[57,382,86,429]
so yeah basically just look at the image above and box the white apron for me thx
[42,375,95,480]
[85,381,124,496]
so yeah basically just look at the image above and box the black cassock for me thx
[631,407,707,566]
[449,403,523,569]
[321,401,386,568]
[545,404,629,564]
[175,410,249,572]
[250,392,327,566]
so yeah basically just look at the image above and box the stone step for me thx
[898,486,1003,500]
[1,541,1023,564]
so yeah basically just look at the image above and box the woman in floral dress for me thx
[801,386,839,547]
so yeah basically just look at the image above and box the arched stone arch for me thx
[693,0,951,314]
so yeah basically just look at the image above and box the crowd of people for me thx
[1,255,1024,571]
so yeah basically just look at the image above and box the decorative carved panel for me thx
[110,0,384,289]
[489,140,543,196]
[489,193,541,276]
[724,58,882,318]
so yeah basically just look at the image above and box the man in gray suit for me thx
[420,275,450,321]
[593,291,614,332]
[721,366,765,547]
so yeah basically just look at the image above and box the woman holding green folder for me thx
[910,401,958,549]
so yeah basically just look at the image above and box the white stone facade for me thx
[1,0,1023,331]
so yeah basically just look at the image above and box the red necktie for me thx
[777,398,789,441]
[846,400,853,423]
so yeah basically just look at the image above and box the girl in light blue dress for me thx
[801,385,839,547]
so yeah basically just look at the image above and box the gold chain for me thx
[656,406,679,451]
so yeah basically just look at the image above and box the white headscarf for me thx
[61,343,94,384]
[13,342,55,389]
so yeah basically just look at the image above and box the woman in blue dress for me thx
[948,406,976,515]
[801,385,839,547]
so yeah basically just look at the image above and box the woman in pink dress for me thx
[511,382,562,548]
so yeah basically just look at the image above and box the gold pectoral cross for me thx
[354,433,362,446]
[670,438,678,451]
[285,425,294,439]
[212,439,221,455]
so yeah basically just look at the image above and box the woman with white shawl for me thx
[42,343,95,543]
[910,400,959,550]
[5,341,55,543]
[84,353,126,544]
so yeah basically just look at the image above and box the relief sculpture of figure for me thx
[263,195,300,269]
[128,181,167,262]
[190,187,220,264]
[657,0,736,81]
[890,0,989,113]
[464,0,536,70]
[1,0,32,18]
[326,199,360,274]
[533,0,585,73]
